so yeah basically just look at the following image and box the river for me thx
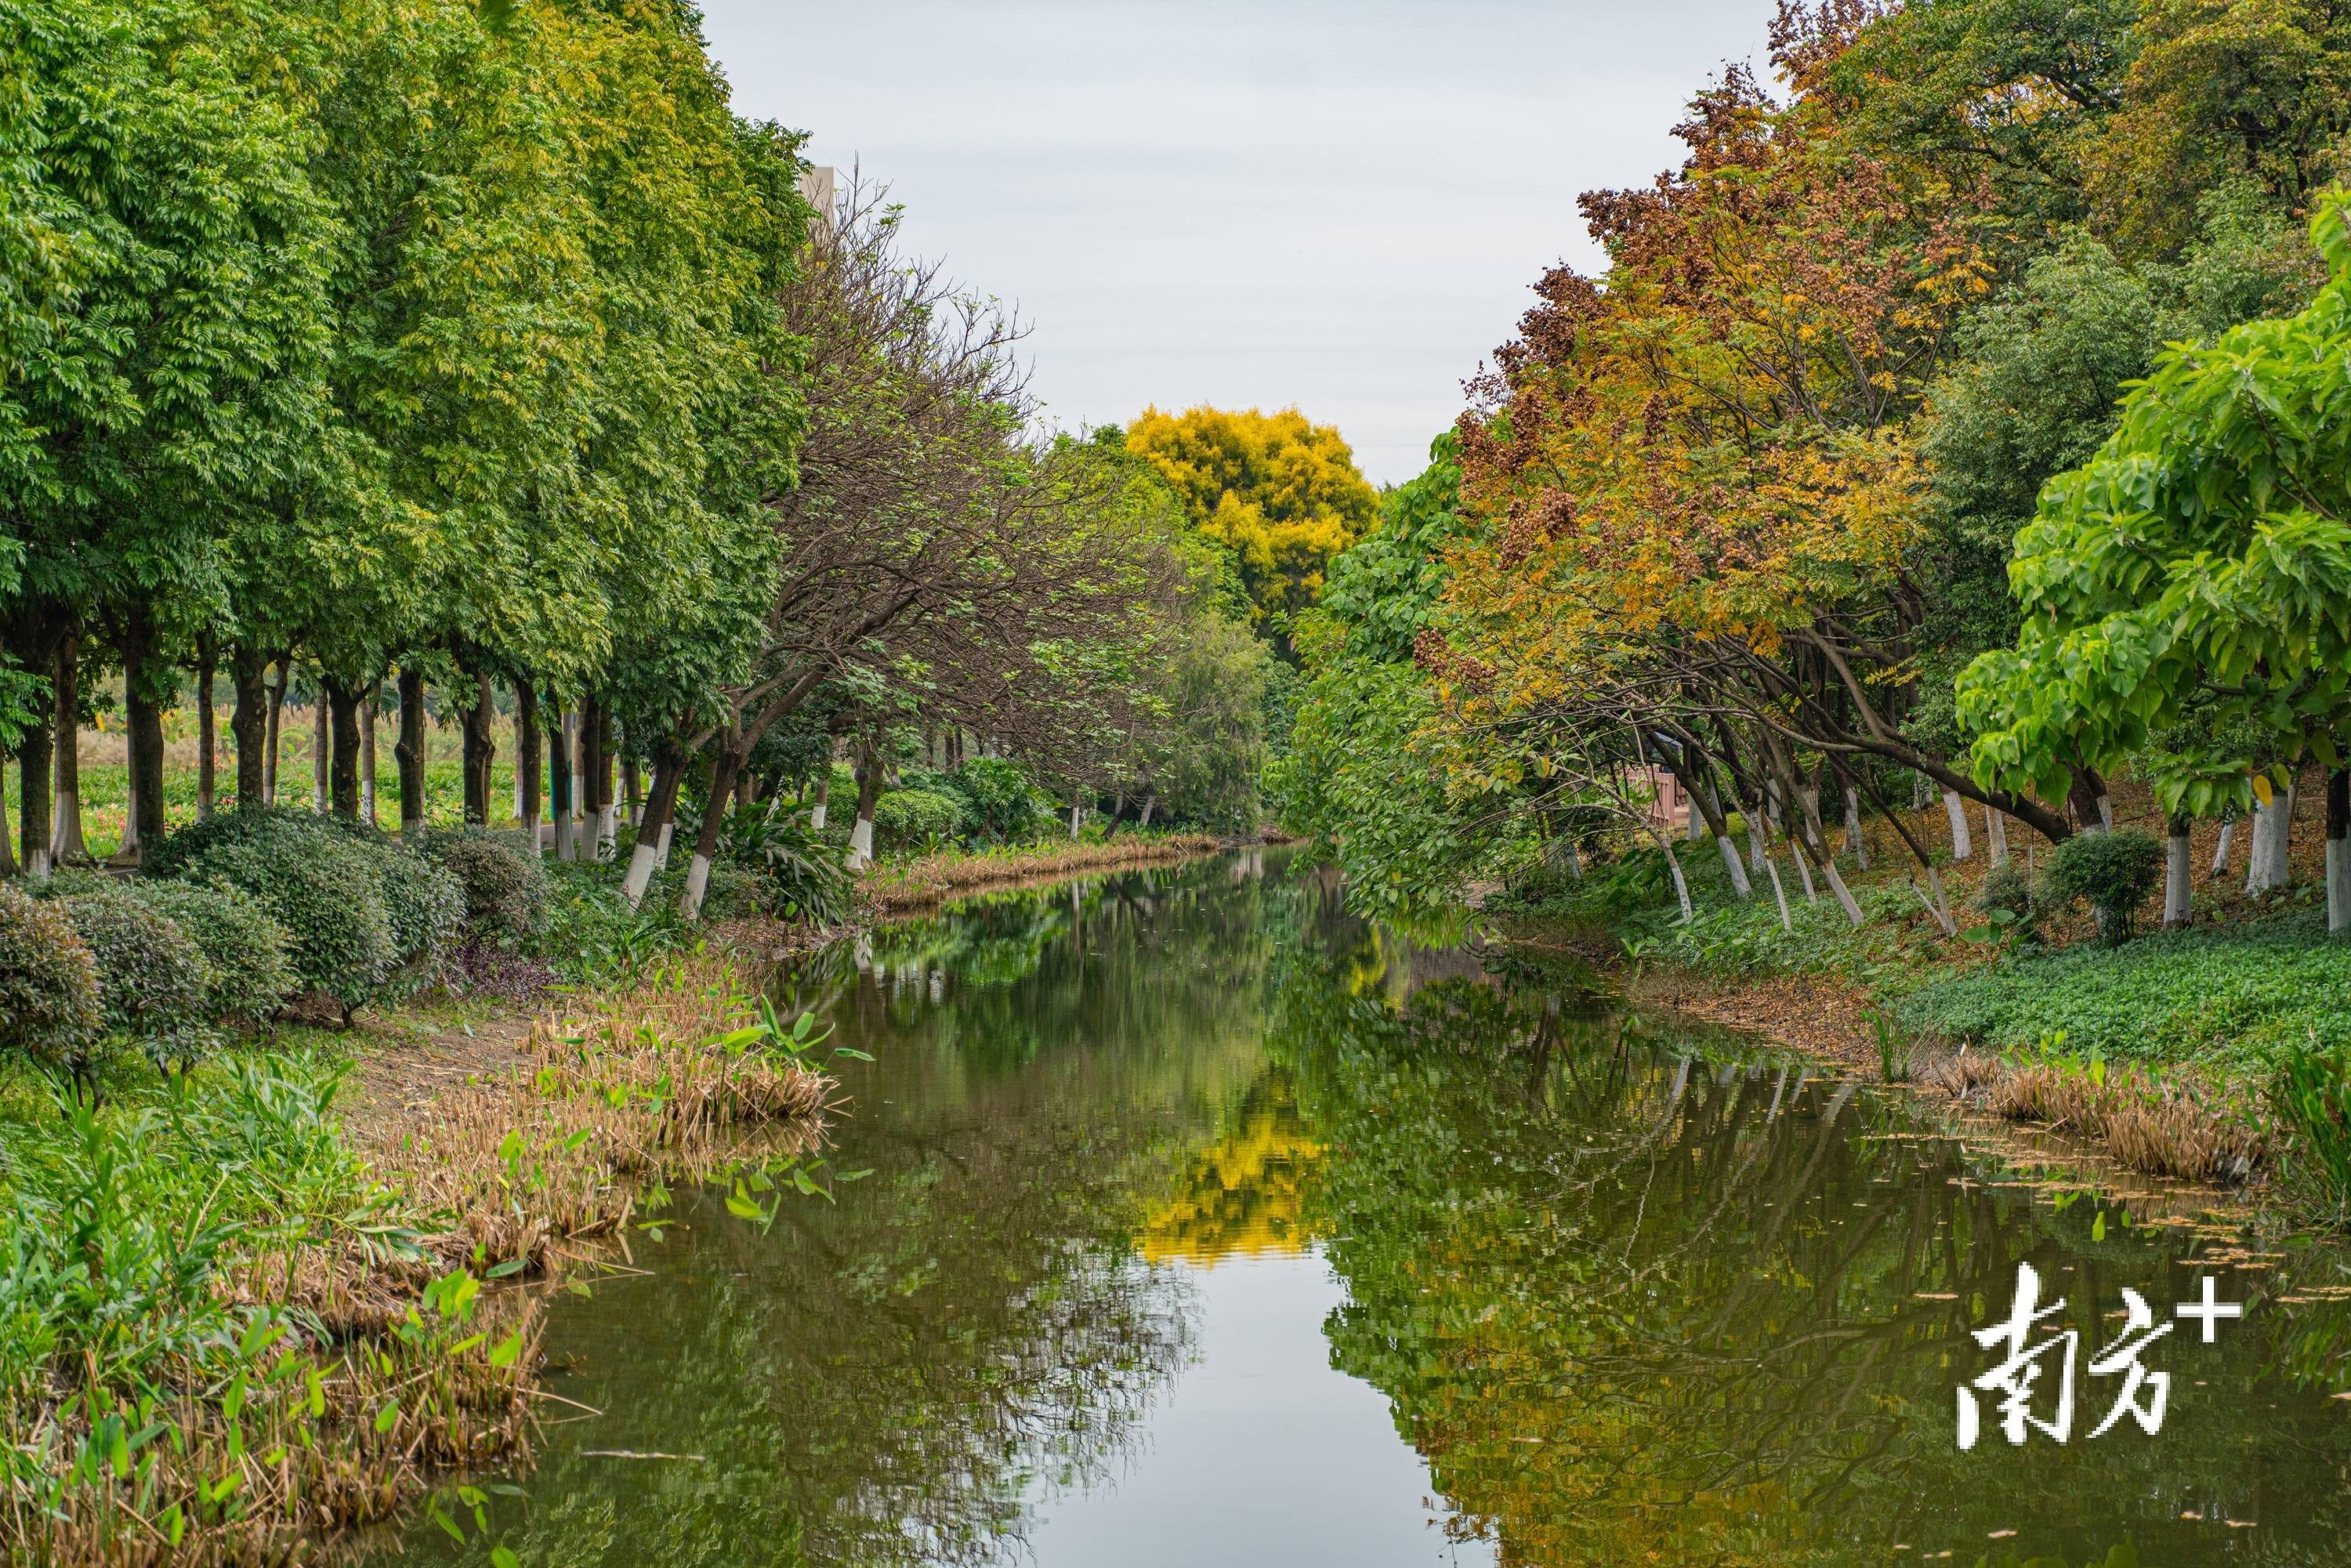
[371,852,2351,1566]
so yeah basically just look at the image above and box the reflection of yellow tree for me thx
[1139,1070,1324,1265]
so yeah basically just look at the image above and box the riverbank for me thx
[0,940,831,1566]
[1487,780,2347,1217]
[858,833,1227,913]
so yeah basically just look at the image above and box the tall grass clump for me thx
[2269,1038,2351,1221]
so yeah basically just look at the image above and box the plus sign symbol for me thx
[2175,1275,2244,1343]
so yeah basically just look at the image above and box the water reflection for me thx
[371,856,2351,1568]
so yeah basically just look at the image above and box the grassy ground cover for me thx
[0,951,835,1565]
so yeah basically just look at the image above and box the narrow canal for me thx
[376,853,2351,1566]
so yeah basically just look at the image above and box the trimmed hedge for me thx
[186,826,397,1017]
[60,884,213,1070]
[872,788,966,853]
[0,882,103,1070]
[132,881,297,1024]
[422,829,552,944]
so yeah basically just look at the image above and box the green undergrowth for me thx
[1488,839,1951,990]
[1899,907,2351,1070]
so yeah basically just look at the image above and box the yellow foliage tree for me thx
[1126,406,1378,631]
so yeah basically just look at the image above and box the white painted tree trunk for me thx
[847,814,875,871]
[654,820,674,871]
[1843,788,1869,870]
[2097,795,2114,832]
[810,802,828,831]
[2329,836,2351,936]
[313,701,328,813]
[596,804,618,859]
[2245,799,2276,893]
[1686,795,1702,841]
[1715,831,1753,899]
[360,699,378,827]
[117,773,139,861]
[1558,835,1581,879]
[1942,791,1972,861]
[554,809,574,863]
[2164,830,2193,928]
[1661,835,1694,924]
[1984,806,2010,869]
[1788,836,1818,902]
[2211,816,2235,878]
[1817,848,1866,926]
[2248,788,2294,893]
[1762,852,1791,931]
[680,851,712,920]
[1139,797,1157,831]
[51,788,82,865]
[1069,791,1084,839]
[622,838,660,906]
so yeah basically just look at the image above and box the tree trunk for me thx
[548,705,574,861]
[323,680,363,818]
[810,762,831,831]
[1069,786,1084,842]
[263,658,287,806]
[459,671,494,825]
[682,747,746,920]
[594,701,617,856]
[578,693,604,853]
[621,746,683,906]
[623,740,642,828]
[311,686,329,813]
[1983,805,2010,869]
[51,636,89,864]
[2248,784,2294,894]
[847,746,883,870]
[1762,848,1792,931]
[360,696,378,826]
[1842,787,1869,870]
[114,610,165,865]
[2211,811,2236,879]
[0,758,13,877]
[1941,790,1973,861]
[20,712,51,878]
[1139,795,1156,831]
[2329,770,2351,936]
[196,639,216,820]
[230,648,267,809]
[516,683,542,856]
[2164,814,2194,929]
[396,667,429,839]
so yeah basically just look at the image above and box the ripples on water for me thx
[374,853,2351,1568]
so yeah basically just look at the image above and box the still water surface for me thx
[379,854,2351,1566]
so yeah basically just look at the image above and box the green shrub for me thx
[2045,828,2164,943]
[422,829,553,945]
[0,882,103,1071]
[187,824,397,1019]
[1975,863,2037,923]
[722,806,849,925]
[59,884,214,1072]
[141,804,357,879]
[353,837,465,969]
[949,758,1045,842]
[872,788,966,853]
[130,881,297,1024]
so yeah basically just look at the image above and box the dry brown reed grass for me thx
[1964,1057,2266,1184]
[863,834,1223,911]
[13,952,828,1567]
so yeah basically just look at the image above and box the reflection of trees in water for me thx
[1138,1068,1322,1264]
[1267,943,2351,1567]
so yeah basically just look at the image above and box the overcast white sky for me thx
[697,1,1780,484]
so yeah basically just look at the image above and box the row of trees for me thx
[1281,0,2351,930]
[0,0,1262,911]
